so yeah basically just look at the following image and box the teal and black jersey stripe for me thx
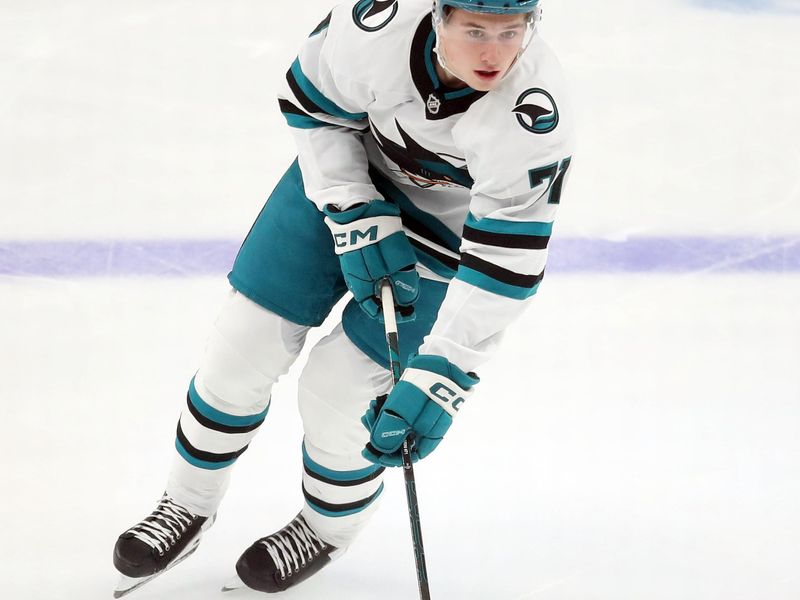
[408,237,459,275]
[278,98,334,130]
[462,213,553,250]
[309,11,331,37]
[457,252,544,300]
[400,207,460,275]
[368,163,461,278]
[285,58,368,123]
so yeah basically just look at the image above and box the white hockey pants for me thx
[166,289,392,548]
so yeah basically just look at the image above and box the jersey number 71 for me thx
[528,157,572,204]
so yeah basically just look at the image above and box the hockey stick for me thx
[380,280,432,600]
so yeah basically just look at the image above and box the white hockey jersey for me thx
[279,0,575,374]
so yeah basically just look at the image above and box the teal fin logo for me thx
[352,0,399,32]
[513,88,559,134]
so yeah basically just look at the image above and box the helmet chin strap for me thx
[432,36,465,85]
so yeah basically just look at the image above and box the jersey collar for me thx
[409,15,486,120]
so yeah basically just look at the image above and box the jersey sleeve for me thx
[418,52,575,374]
[278,6,381,211]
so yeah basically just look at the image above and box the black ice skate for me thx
[224,513,344,594]
[113,493,215,598]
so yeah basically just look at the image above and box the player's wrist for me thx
[322,199,394,224]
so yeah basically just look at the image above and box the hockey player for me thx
[113,0,574,595]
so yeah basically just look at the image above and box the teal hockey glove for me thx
[324,201,419,321]
[361,354,479,466]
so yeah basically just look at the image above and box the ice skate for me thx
[230,513,345,594]
[113,493,215,598]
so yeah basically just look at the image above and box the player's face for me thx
[437,10,529,91]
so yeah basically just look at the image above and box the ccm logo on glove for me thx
[381,429,408,438]
[402,367,472,417]
[325,216,403,253]
[429,383,465,412]
[393,278,416,293]
[333,226,376,248]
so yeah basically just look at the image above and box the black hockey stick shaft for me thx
[380,280,432,600]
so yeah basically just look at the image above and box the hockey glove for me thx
[361,354,479,466]
[324,201,419,322]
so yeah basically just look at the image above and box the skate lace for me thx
[258,515,327,580]
[127,494,197,556]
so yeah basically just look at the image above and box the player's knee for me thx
[298,350,347,451]
[199,290,309,413]
[297,338,372,457]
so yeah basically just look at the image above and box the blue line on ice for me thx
[692,0,800,13]
[1,237,799,277]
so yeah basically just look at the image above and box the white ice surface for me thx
[2,275,799,600]
[1,1,799,599]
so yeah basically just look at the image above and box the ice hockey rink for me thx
[1,0,799,598]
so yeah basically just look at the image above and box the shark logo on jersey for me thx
[352,0,399,32]
[513,88,559,134]
[370,119,473,189]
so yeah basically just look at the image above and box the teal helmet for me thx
[435,0,540,16]
[432,0,542,29]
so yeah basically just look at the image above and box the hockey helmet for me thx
[432,0,542,32]
[434,0,540,17]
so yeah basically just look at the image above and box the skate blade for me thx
[113,513,217,597]
[113,537,203,597]
[221,575,245,592]
[114,573,158,598]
